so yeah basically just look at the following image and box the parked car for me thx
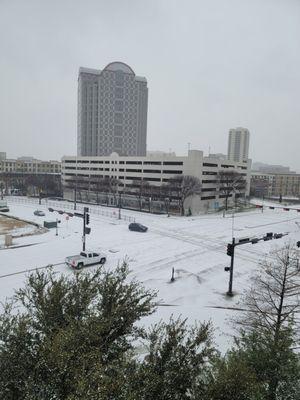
[34,210,45,216]
[128,223,148,232]
[48,197,64,201]
[48,207,54,212]
[0,200,9,212]
[65,251,107,270]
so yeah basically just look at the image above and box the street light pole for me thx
[74,177,77,211]
[166,197,170,217]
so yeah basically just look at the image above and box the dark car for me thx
[128,223,148,232]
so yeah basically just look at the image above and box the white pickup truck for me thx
[65,251,107,270]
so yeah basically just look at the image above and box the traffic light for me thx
[227,243,234,257]
[297,241,300,248]
[85,213,90,225]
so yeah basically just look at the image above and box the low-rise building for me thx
[62,150,251,214]
[0,156,61,197]
[251,172,300,198]
[0,157,61,175]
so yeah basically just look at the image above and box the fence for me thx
[63,188,181,216]
[7,196,136,223]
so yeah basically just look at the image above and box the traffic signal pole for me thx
[225,232,288,296]
[227,238,235,296]
[82,207,87,251]
[82,206,89,252]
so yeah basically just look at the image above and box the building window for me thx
[115,113,123,124]
[114,125,122,136]
[115,100,123,111]
[115,87,124,99]
[144,161,162,165]
[163,170,182,174]
[203,163,218,167]
[115,72,124,86]
[114,136,122,147]
[143,169,161,174]
[203,171,217,175]
[126,169,142,173]
[163,161,183,166]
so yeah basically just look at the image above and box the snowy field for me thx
[1,197,300,351]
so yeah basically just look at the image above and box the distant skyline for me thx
[0,0,299,170]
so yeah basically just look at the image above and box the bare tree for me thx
[64,175,85,206]
[235,245,300,400]
[108,176,121,205]
[167,175,201,216]
[91,176,120,206]
[90,176,104,204]
[217,170,247,211]
[133,179,150,211]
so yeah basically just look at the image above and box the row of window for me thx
[64,160,184,166]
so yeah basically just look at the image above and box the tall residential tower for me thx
[77,62,148,157]
[227,127,250,163]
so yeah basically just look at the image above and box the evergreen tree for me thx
[0,263,156,399]
[129,317,215,400]
[205,350,264,400]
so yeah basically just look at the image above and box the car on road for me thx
[128,222,148,232]
[65,251,107,270]
[34,210,45,216]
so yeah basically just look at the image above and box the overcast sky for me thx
[0,0,299,170]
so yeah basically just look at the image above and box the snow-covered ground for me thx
[1,197,300,351]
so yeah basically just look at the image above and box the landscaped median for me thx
[0,213,47,247]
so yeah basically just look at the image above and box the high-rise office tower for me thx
[77,62,148,157]
[227,127,250,163]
